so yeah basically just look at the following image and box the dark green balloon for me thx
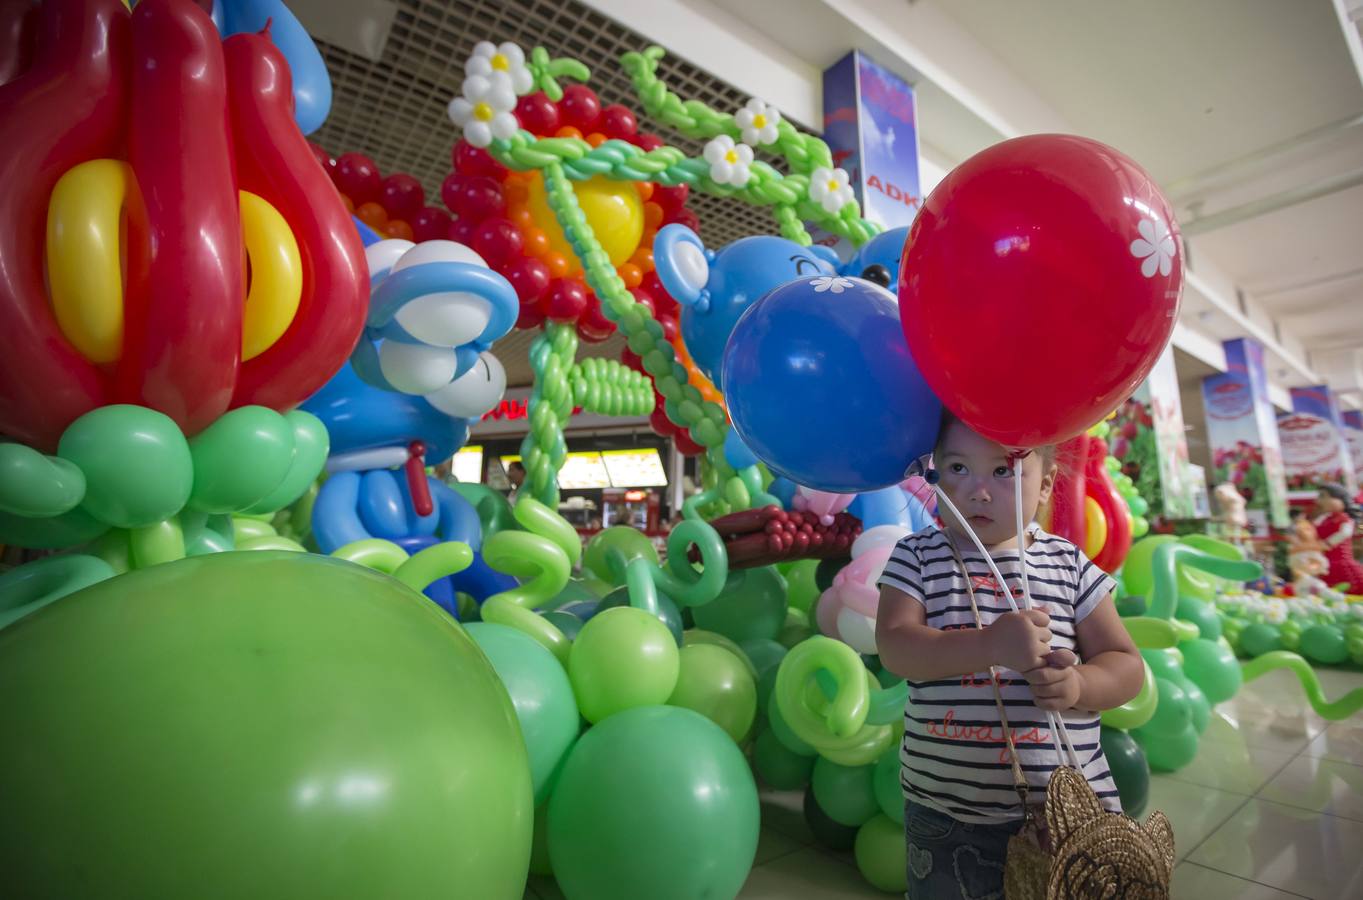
[599,585,683,646]
[1237,622,1283,658]
[752,727,815,790]
[1115,594,1147,617]
[58,405,192,529]
[740,638,788,679]
[1300,624,1348,665]
[803,785,858,851]
[448,481,519,538]
[1100,726,1149,818]
[872,747,904,824]
[692,567,787,643]
[811,758,879,827]
[1143,677,1192,737]
[1140,647,1183,682]
[1182,677,1211,734]
[1180,637,1241,704]
[543,610,585,641]
[1176,595,1222,640]
[815,557,849,592]
[1134,721,1199,772]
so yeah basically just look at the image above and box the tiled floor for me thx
[524,666,1363,899]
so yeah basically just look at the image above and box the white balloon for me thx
[326,447,409,473]
[392,239,487,272]
[851,524,912,559]
[425,352,506,419]
[836,607,879,655]
[364,239,415,280]
[378,340,458,395]
[672,239,709,298]
[394,291,493,347]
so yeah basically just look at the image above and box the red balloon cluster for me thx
[442,82,699,347]
[308,144,451,244]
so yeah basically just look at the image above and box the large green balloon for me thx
[0,552,532,899]
[811,758,879,827]
[767,691,817,757]
[1176,595,1222,640]
[666,643,757,743]
[1180,637,1242,704]
[583,526,658,585]
[740,637,788,680]
[692,566,788,643]
[1141,647,1183,682]
[57,405,193,528]
[1100,726,1149,818]
[546,706,759,900]
[187,406,295,514]
[872,747,905,825]
[1122,535,1217,602]
[1135,721,1199,772]
[1237,622,1283,658]
[803,785,858,851]
[1143,677,1193,737]
[752,727,815,789]
[1182,676,1211,734]
[786,559,821,614]
[569,607,679,723]
[684,629,759,680]
[449,481,519,538]
[599,585,684,645]
[466,623,580,805]
[1300,624,1348,665]
[530,803,553,876]
[855,815,909,893]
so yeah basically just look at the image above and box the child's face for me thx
[1317,490,1344,514]
[935,421,1057,547]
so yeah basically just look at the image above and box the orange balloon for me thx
[524,228,549,258]
[586,132,607,147]
[545,252,571,278]
[643,201,663,231]
[636,181,654,202]
[340,193,355,213]
[384,219,415,241]
[555,126,583,140]
[630,247,654,272]
[504,180,530,206]
[617,263,642,289]
[356,201,388,228]
[508,204,534,230]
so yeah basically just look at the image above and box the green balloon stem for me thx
[1241,651,1363,720]
[393,543,474,593]
[1149,544,1262,620]
[0,554,116,630]
[330,539,409,573]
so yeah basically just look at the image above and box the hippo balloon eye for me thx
[792,255,820,276]
[860,264,891,288]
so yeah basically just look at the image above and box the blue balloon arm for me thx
[430,478,483,551]
[358,470,409,540]
[311,472,369,554]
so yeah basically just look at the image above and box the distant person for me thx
[506,461,526,502]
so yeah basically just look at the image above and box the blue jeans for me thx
[904,800,1024,900]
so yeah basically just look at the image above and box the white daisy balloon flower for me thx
[448,70,520,148]
[704,135,755,188]
[808,166,856,215]
[465,41,535,96]
[735,98,781,146]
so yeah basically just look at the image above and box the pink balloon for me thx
[815,586,843,638]
[792,486,854,526]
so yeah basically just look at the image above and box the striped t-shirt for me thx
[876,525,1121,825]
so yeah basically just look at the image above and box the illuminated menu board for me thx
[557,452,612,489]
[601,449,669,487]
[453,446,483,483]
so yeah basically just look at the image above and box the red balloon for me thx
[620,348,644,373]
[452,138,507,180]
[558,84,601,132]
[472,217,524,269]
[627,286,656,318]
[447,217,478,247]
[653,183,689,214]
[516,297,547,330]
[0,0,39,88]
[1086,437,1132,572]
[514,91,560,135]
[898,135,1182,447]
[641,272,677,316]
[411,205,452,242]
[576,301,615,343]
[600,104,637,138]
[657,313,678,344]
[307,140,335,176]
[441,173,504,223]
[650,405,677,438]
[334,151,380,204]
[545,279,588,322]
[634,132,664,152]
[667,207,700,234]
[675,430,704,456]
[1048,436,1089,545]
[379,172,424,220]
[505,257,551,304]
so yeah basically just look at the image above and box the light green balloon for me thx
[1101,658,1158,730]
[0,551,532,899]
[811,758,879,827]
[58,405,192,528]
[752,727,815,789]
[188,407,295,514]
[570,607,679,723]
[547,706,759,900]
[466,622,579,805]
[666,643,757,743]
[583,526,658,585]
[855,815,908,893]
[684,629,759,680]
[241,411,329,515]
[786,559,821,614]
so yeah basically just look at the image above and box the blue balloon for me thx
[394,534,460,617]
[302,363,470,464]
[449,549,519,603]
[724,429,759,470]
[839,227,910,282]
[849,487,912,530]
[219,0,333,135]
[768,477,797,510]
[353,215,383,247]
[722,276,941,492]
[311,470,367,553]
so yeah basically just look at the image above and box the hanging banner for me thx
[1344,410,1363,477]
[1279,385,1357,495]
[1201,338,1289,531]
[1110,345,1197,519]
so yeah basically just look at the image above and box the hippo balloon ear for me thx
[654,224,713,313]
[805,244,842,274]
[364,239,416,282]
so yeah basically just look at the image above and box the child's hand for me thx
[1024,663,1083,711]
[985,609,1053,672]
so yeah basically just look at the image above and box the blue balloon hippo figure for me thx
[653,224,841,388]
[838,225,910,289]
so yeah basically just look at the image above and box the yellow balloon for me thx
[239,191,302,361]
[1083,495,1108,560]
[46,159,135,363]
[526,173,643,274]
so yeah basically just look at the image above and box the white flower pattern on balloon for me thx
[465,41,535,96]
[703,135,754,188]
[448,71,520,149]
[1130,217,1176,278]
[735,98,781,146]
[808,166,856,215]
[811,276,853,294]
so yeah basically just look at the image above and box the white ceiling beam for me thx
[1181,166,1363,234]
